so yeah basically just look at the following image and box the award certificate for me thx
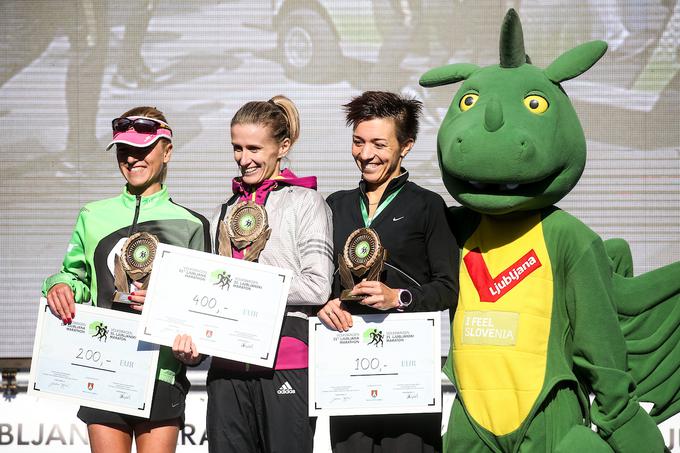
[138,243,292,368]
[28,298,159,417]
[309,312,441,416]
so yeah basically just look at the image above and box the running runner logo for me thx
[463,248,542,302]
[89,321,108,342]
[87,382,94,391]
[211,269,232,290]
[363,328,384,347]
[276,381,296,395]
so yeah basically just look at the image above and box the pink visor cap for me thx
[105,117,173,151]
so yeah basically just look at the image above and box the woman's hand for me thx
[317,298,353,331]
[46,283,76,323]
[172,334,203,366]
[128,281,145,311]
[353,281,399,311]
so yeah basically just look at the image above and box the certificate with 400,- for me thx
[138,243,292,368]
[309,312,441,416]
[28,298,159,417]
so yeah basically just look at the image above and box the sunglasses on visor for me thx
[111,117,172,134]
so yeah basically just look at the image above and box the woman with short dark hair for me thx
[318,91,459,453]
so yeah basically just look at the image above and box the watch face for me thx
[399,290,412,305]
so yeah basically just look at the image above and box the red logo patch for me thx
[87,382,94,391]
[206,330,213,338]
[371,389,378,398]
[463,248,541,302]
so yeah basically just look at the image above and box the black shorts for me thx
[206,367,315,453]
[77,380,186,429]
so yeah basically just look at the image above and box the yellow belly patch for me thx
[453,214,553,435]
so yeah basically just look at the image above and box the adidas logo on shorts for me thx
[276,381,296,395]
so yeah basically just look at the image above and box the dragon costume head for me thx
[420,9,607,215]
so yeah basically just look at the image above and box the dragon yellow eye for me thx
[523,95,548,114]
[459,93,479,111]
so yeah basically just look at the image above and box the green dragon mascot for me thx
[420,9,680,453]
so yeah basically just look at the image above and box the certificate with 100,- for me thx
[138,243,292,368]
[309,312,441,416]
[28,298,159,417]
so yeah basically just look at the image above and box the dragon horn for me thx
[499,8,527,68]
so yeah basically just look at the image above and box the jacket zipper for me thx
[127,194,142,236]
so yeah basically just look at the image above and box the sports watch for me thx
[397,289,412,310]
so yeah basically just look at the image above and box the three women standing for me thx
[42,93,456,453]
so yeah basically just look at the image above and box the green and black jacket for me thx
[42,186,210,386]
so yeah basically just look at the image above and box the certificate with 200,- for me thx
[309,312,441,416]
[28,298,159,417]
[138,243,292,368]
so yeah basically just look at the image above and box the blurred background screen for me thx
[1,0,678,359]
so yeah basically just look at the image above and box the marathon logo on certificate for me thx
[309,312,441,416]
[28,298,159,418]
[138,243,292,368]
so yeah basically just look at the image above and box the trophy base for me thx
[112,291,135,305]
[340,290,367,302]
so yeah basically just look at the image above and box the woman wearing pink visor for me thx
[43,106,210,453]
[105,116,173,151]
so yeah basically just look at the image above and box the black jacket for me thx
[326,170,459,314]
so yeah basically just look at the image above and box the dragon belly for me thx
[453,214,553,436]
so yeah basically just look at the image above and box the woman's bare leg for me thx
[87,423,133,453]
[134,419,181,453]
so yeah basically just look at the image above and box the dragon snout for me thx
[518,135,535,160]
[446,131,536,163]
